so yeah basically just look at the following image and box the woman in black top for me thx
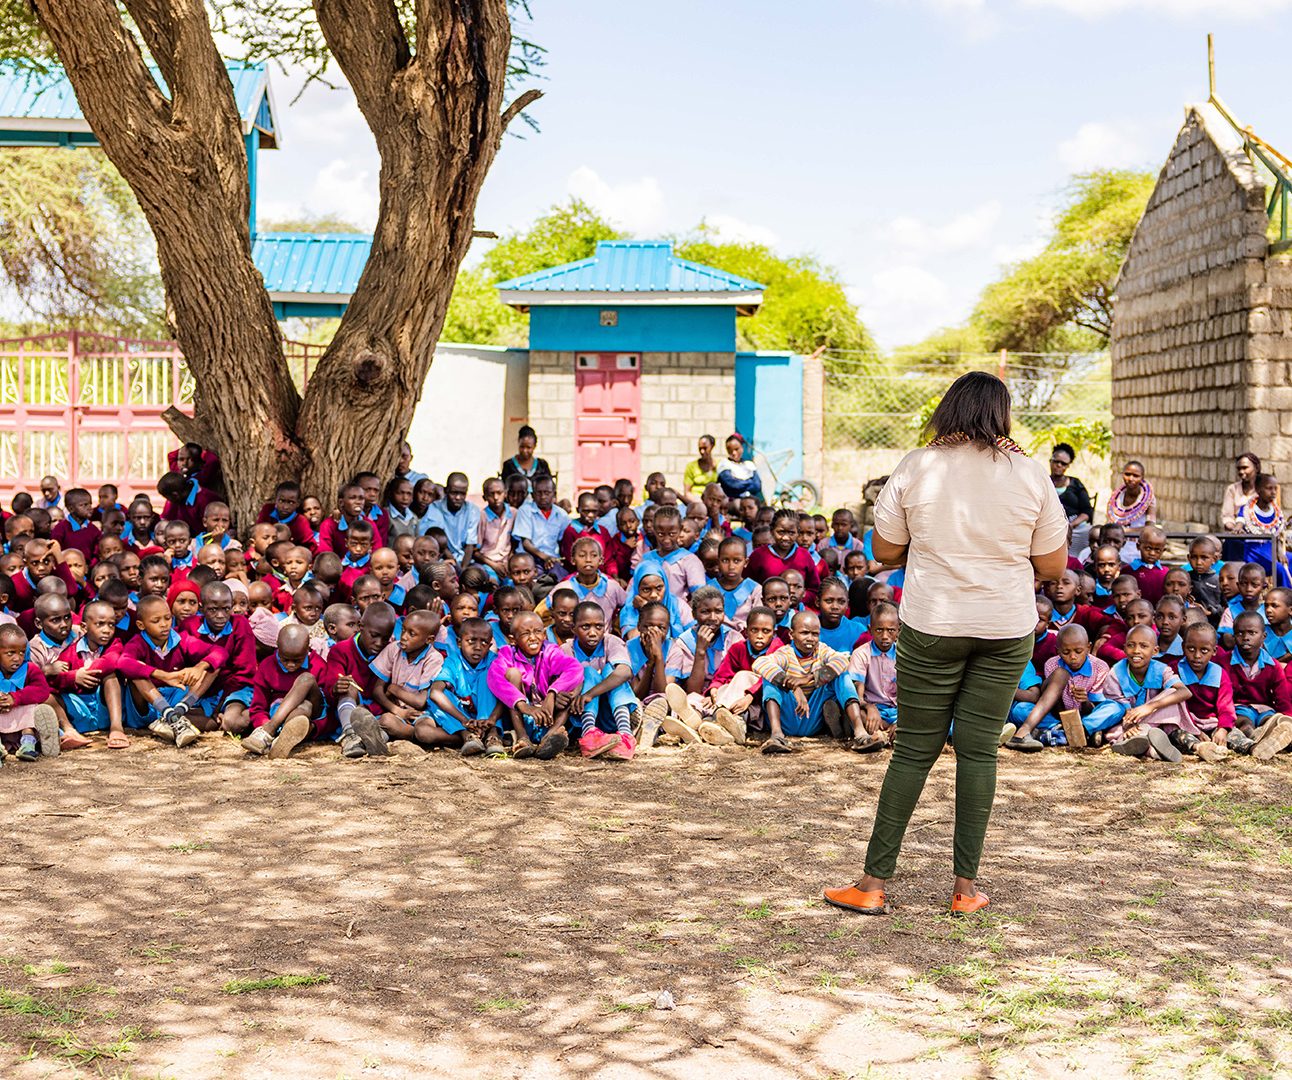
[1050,442,1093,554]
[500,425,553,490]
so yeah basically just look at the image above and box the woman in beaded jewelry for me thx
[1106,460,1156,560]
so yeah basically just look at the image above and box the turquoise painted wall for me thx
[528,304,736,352]
[735,352,803,472]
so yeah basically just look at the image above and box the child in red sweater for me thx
[1176,621,1236,762]
[745,509,821,604]
[1228,610,1292,760]
[241,624,324,758]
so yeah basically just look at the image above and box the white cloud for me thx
[566,165,668,234]
[1057,120,1145,171]
[856,265,957,345]
[703,214,780,247]
[882,200,1002,255]
[296,158,379,229]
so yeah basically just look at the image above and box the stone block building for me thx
[1111,102,1292,526]
[496,241,819,498]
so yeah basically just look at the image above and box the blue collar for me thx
[572,575,608,598]
[342,553,371,568]
[67,515,87,532]
[1178,661,1222,688]
[184,478,199,507]
[146,628,182,655]
[0,661,30,692]
[1129,558,1160,571]
[270,508,297,524]
[1231,648,1277,673]
[199,617,232,639]
[277,653,311,674]
[37,630,65,651]
[1059,656,1094,678]
[871,641,896,660]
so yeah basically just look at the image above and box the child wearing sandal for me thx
[0,624,59,763]
[241,624,325,759]
[1006,624,1121,751]
[1106,624,1194,763]
[427,618,505,759]
[487,610,584,760]
[370,610,448,749]
[563,600,636,760]
[660,586,740,746]
[752,611,873,754]
[848,601,900,745]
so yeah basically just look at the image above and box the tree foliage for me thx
[0,148,163,335]
[441,199,875,355]
[971,170,1154,352]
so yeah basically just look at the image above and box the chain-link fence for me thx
[821,351,1111,510]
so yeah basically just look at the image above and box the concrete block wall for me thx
[1110,103,1291,526]
[523,349,735,498]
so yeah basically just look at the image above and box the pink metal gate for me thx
[0,330,324,504]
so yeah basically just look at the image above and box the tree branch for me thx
[119,0,180,91]
[312,0,410,132]
[500,87,541,130]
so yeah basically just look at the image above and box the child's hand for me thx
[570,693,585,714]
[175,666,205,689]
[44,661,69,675]
[1211,728,1229,746]
[792,688,810,715]
[334,675,355,695]
[696,624,718,651]
[0,692,12,710]
[1123,705,1150,725]
[633,595,646,611]
[74,667,103,690]
[1071,686,1089,704]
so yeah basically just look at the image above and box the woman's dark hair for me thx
[517,425,537,443]
[1052,442,1076,462]
[1237,452,1262,472]
[924,371,1011,451]
[848,577,876,619]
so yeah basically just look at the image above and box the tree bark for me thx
[29,0,526,530]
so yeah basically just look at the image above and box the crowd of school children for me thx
[0,437,1289,768]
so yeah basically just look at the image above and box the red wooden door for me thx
[574,352,640,490]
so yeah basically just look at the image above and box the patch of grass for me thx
[474,997,526,1013]
[135,944,185,964]
[1128,883,1172,908]
[922,958,999,991]
[221,973,330,995]
[1123,909,1153,924]
[608,1001,649,1013]
[166,840,211,854]
[817,971,843,990]
[42,1024,147,1064]
[741,901,773,920]
[21,960,70,977]
[734,957,778,980]
[0,988,80,1024]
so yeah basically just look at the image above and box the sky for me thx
[252,1,1292,349]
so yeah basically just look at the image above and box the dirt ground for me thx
[1,733,1290,1079]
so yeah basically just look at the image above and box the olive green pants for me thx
[863,627,1033,881]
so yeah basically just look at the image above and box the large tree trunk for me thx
[29,0,530,529]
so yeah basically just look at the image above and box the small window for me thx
[616,354,639,370]
[599,309,618,327]
[576,354,596,369]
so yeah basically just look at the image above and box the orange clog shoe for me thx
[950,890,989,916]
[822,884,889,915]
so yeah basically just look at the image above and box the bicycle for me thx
[752,447,820,511]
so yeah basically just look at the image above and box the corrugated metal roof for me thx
[0,61,277,144]
[496,240,765,294]
[252,232,372,297]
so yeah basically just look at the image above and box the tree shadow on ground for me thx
[0,738,1289,1078]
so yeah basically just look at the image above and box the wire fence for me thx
[820,350,1112,508]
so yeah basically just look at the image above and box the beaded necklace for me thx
[1107,481,1154,525]
[927,432,1027,455]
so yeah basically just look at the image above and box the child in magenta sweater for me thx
[487,611,584,760]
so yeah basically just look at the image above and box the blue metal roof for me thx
[252,232,372,299]
[496,240,765,296]
[0,61,278,147]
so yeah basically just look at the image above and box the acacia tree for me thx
[15,0,540,524]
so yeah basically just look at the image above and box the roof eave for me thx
[497,289,765,310]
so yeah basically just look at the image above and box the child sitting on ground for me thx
[660,585,739,746]
[427,617,505,758]
[1006,624,1121,751]
[1263,587,1292,662]
[752,611,871,754]
[370,609,446,750]
[1227,610,1292,760]
[0,624,58,762]
[1186,537,1224,619]
[704,605,780,744]
[633,506,706,606]
[847,600,900,748]
[1106,624,1194,763]
[47,599,127,748]
[1219,562,1268,647]
[563,600,637,760]
[547,536,626,625]
[1175,621,1235,762]
[817,577,867,652]
[241,624,324,759]
[621,570,690,639]
[182,581,257,734]
[324,601,397,759]
[1153,595,1186,668]
[709,536,762,631]
[626,602,672,748]
[1129,526,1169,604]
[486,610,584,760]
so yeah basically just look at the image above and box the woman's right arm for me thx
[1221,482,1238,530]
[1030,542,1069,582]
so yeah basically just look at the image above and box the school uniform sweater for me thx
[180,613,257,692]
[744,544,822,603]
[116,629,227,680]
[255,503,317,550]
[1227,650,1292,715]
[249,651,319,728]
[1178,662,1236,729]
[320,637,384,714]
[1130,559,1169,605]
[710,638,774,694]
[485,643,583,708]
[50,517,102,562]
[47,637,125,692]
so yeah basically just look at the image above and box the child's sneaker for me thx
[267,715,309,759]
[1253,718,1292,761]
[998,722,1017,746]
[148,715,177,743]
[1145,726,1182,763]
[697,720,734,745]
[34,705,59,757]
[578,728,621,758]
[169,712,201,748]
[636,697,668,752]
[1193,739,1226,763]
[460,736,486,757]
[664,684,702,729]
[340,730,366,759]
[1227,728,1256,755]
[15,734,39,761]
[350,708,389,757]
[661,715,701,745]
[712,706,746,744]
[1058,709,1087,749]
[484,735,508,758]
[242,727,274,755]
[1112,732,1149,757]
[536,728,569,760]
[607,732,636,761]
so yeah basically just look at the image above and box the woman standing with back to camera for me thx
[824,372,1068,917]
